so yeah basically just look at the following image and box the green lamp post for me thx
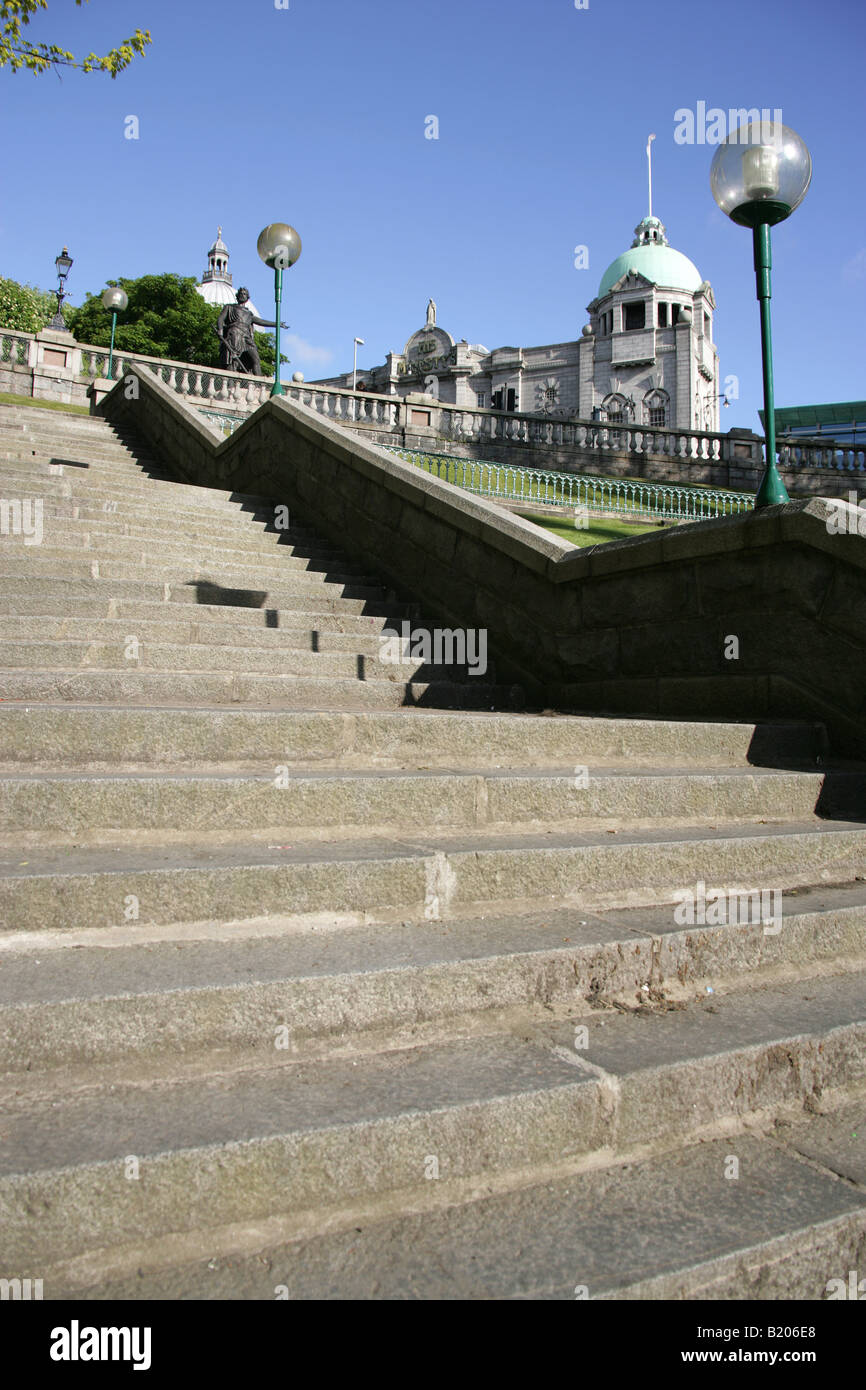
[256,223,302,397]
[710,121,811,507]
[101,285,128,380]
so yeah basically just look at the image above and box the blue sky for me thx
[1,0,864,429]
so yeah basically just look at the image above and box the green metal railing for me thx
[197,408,245,437]
[386,447,754,521]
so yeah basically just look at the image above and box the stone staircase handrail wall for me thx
[96,366,866,758]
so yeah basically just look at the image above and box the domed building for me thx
[195,228,261,319]
[582,214,719,431]
[312,213,720,432]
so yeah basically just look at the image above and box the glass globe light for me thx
[710,121,811,227]
[257,223,302,269]
[102,286,128,312]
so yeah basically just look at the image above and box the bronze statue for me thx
[216,288,287,375]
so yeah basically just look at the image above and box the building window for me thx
[476,393,485,408]
[624,301,646,331]
[643,388,670,429]
[602,393,632,425]
[657,302,668,327]
[704,312,711,337]
[545,386,556,402]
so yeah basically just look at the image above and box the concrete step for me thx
[0,706,826,771]
[2,883,864,1078]
[0,766,849,848]
[43,1104,864,1300]
[2,971,863,1273]
[2,820,864,934]
[0,667,515,711]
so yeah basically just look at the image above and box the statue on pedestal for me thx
[426,298,436,327]
[216,288,286,375]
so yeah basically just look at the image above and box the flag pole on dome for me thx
[646,133,656,220]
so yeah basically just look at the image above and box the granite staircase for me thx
[0,401,864,1301]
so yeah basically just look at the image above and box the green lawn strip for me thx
[517,511,663,548]
[0,391,90,416]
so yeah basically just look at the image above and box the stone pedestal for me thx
[88,379,114,414]
[33,329,79,404]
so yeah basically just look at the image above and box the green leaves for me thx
[0,275,63,331]
[1,2,151,78]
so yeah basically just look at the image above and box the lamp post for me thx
[352,336,364,391]
[49,247,73,330]
[256,223,302,397]
[710,121,811,507]
[101,285,128,380]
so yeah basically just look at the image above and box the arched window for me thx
[602,392,632,425]
[643,388,669,428]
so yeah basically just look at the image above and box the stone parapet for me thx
[98,367,866,757]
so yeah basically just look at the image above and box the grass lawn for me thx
[517,511,665,547]
[0,391,90,416]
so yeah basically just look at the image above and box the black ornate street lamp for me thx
[49,247,73,330]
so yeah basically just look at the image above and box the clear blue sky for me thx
[1,0,864,429]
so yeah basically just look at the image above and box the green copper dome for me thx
[597,216,703,298]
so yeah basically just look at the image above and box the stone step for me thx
[0,706,825,771]
[0,576,419,619]
[5,482,306,532]
[0,614,412,653]
[0,638,478,682]
[44,1104,864,1300]
[0,551,394,596]
[10,523,354,568]
[0,459,282,511]
[2,883,864,1079]
[0,666,515,712]
[2,820,863,934]
[0,766,848,847]
[1,970,863,1273]
[0,443,159,470]
[37,504,341,550]
[0,601,404,634]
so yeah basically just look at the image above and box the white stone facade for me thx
[313,213,720,432]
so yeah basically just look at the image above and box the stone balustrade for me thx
[3,324,863,493]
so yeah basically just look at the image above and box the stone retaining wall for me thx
[97,368,866,757]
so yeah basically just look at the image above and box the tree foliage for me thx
[0,274,67,331]
[1,1,151,78]
[68,273,281,373]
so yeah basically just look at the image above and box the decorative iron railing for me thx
[386,447,755,521]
